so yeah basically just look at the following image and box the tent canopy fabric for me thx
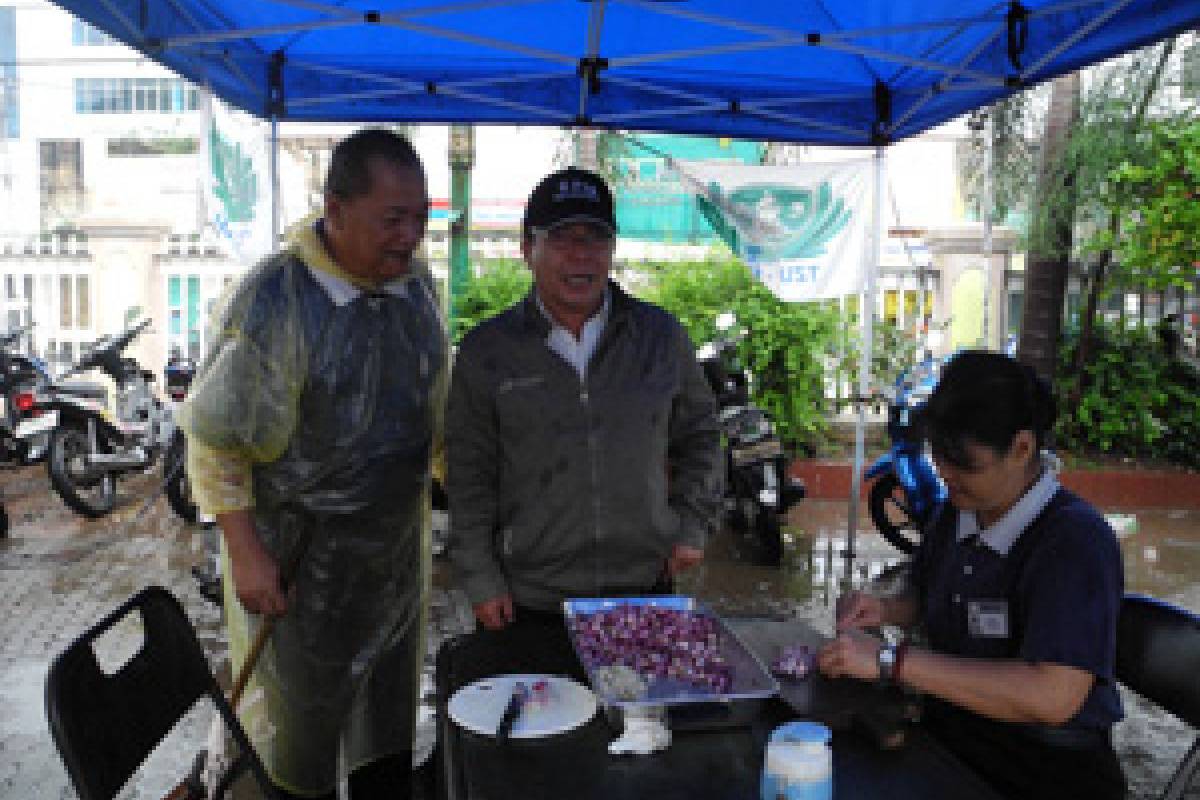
[52,0,1198,145]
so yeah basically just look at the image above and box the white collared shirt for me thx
[534,288,611,379]
[304,261,421,306]
[956,455,1061,556]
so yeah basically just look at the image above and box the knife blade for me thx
[496,681,529,742]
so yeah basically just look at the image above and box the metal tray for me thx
[561,596,780,719]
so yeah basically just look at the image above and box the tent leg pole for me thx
[981,108,994,348]
[844,146,885,576]
[269,115,280,248]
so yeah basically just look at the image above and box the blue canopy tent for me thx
[48,0,1199,560]
[47,0,1198,144]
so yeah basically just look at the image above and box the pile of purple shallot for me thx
[569,606,734,693]
[771,645,815,680]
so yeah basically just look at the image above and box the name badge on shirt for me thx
[967,599,1010,638]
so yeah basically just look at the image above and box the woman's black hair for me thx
[920,350,1056,470]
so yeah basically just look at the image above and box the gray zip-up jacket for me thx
[446,282,723,611]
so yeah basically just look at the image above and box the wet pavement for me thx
[2,462,1199,798]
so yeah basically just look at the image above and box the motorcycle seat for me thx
[50,383,109,402]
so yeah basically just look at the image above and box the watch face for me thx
[878,646,896,679]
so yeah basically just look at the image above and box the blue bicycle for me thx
[865,353,947,554]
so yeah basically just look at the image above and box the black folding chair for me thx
[44,585,276,800]
[1116,593,1200,800]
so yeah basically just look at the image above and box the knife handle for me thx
[496,689,524,742]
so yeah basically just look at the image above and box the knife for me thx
[496,681,529,742]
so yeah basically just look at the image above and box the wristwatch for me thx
[878,642,910,685]
[877,644,898,684]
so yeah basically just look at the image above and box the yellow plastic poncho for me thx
[178,222,447,796]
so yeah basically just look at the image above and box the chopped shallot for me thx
[771,645,815,680]
[569,606,734,693]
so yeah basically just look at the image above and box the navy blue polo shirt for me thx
[910,485,1124,731]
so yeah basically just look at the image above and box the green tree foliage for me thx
[964,40,1185,263]
[640,259,842,451]
[1057,322,1200,468]
[1055,118,1200,470]
[960,39,1200,468]
[959,95,1038,226]
[1100,120,1200,294]
[451,259,530,344]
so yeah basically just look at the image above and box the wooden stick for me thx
[164,521,313,799]
[230,523,313,708]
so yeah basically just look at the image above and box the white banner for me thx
[680,160,875,302]
[203,94,272,264]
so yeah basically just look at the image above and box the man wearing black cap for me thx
[446,167,723,632]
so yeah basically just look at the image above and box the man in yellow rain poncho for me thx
[179,128,446,800]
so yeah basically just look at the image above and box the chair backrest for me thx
[44,585,272,800]
[1117,593,1200,799]
[1116,593,1200,729]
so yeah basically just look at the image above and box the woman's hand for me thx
[835,591,886,631]
[817,631,883,682]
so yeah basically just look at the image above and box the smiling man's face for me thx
[523,220,615,337]
[324,156,428,284]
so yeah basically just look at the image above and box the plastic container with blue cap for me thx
[761,720,832,800]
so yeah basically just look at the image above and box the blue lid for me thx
[771,721,832,745]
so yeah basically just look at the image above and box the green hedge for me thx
[637,259,844,451]
[1056,323,1200,469]
[450,259,531,343]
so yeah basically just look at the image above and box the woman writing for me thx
[819,350,1125,799]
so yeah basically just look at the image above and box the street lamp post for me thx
[448,125,474,339]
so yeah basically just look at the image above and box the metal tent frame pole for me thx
[981,108,994,348]
[844,145,884,567]
[269,115,279,248]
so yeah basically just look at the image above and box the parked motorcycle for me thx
[698,312,805,565]
[0,324,53,537]
[164,353,197,403]
[162,353,198,524]
[31,319,176,518]
[865,352,946,554]
[0,325,55,467]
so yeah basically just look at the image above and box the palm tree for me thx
[1017,72,1080,385]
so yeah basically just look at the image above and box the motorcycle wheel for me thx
[47,423,117,518]
[868,473,920,554]
[164,433,198,524]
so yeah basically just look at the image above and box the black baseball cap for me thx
[522,167,617,240]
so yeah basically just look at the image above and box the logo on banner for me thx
[204,101,271,263]
[210,121,259,224]
[680,158,872,301]
[697,181,851,263]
